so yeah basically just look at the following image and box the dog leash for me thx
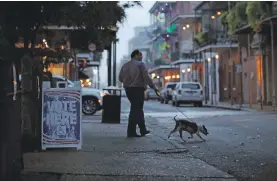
[175,107,195,123]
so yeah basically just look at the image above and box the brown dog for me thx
[168,115,209,142]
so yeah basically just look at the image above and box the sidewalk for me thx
[21,118,237,181]
[204,101,277,113]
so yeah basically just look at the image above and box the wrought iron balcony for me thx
[170,51,180,62]
[194,30,238,48]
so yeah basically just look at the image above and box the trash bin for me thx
[102,86,122,123]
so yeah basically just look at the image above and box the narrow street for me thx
[116,98,277,181]
[22,98,277,181]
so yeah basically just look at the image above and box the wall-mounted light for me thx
[151,73,156,79]
[207,58,211,62]
[186,24,190,28]
[217,11,222,16]
[187,68,191,72]
[211,15,216,20]
[177,74,180,78]
[215,54,219,59]
[181,69,186,73]
[172,75,176,79]
[157,76,160,78]
[166,34,170,37]
[182,26,186,30]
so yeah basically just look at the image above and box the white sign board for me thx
[41,82,82,150]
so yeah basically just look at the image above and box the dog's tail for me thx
[173,115,177,122]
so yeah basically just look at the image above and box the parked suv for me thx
[159,82,177,104]
[171,82,203,107]
[52,74,108,115]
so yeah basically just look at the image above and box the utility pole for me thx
[107,45,112,86]
[113,41,117,86]
[238,37,243,109]
[271,20,276,111]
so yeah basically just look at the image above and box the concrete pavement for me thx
[22,116,236,181]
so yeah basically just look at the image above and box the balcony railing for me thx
[171,51,180,62]
[194,30,238,47]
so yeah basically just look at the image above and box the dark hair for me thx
[131,49,140,58]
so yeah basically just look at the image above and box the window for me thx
[182,83,200,89]
[175,84,180,89]
[167,84,177,90]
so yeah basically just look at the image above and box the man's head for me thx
[131,49,142,61]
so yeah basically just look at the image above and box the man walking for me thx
[119,50,158,137]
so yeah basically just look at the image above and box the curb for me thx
[203,104,243,111]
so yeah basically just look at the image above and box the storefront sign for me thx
[41,86,82,150]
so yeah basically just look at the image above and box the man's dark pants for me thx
[125,87,147,136]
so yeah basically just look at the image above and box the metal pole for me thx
[271,20,276,111]
[107,45,112,86]
[113,41,117,86]
[260,34,264,110]
[204,50,207,104]
[238,37,243,109]
[209,10,213,105]
[97,66,100,89]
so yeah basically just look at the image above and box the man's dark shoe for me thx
[140,130,150,137]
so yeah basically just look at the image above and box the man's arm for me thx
[140,62,156,89]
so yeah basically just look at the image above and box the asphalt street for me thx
[103,97,277,181]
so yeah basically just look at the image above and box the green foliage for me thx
[226,9,237,35]
[235,2,247,23]
[194,32,208,45]
[0,1,141,49]
[220,12,228,25]
[246,1,263,30]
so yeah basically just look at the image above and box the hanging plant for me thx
[226,9,237,35]
[235,2,248,26]
[194,32,208,45]
[220,11,228,25]
[246,2,262,30]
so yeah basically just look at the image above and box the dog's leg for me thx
[168,129,177,139]
[196,133,206,141]
[188,134,193,139]
[179,130,186,142]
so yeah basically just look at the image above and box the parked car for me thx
[145,88,159,101]
[171,81,204,107]
[159,82,177,104]
[52,74,108,115]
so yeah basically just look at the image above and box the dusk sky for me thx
[99,1,155,87]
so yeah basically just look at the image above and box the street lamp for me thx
[207,58,211,62]
[187,67,191,72]
[215,54,219,60]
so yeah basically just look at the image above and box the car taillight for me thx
[178,90,181,94]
